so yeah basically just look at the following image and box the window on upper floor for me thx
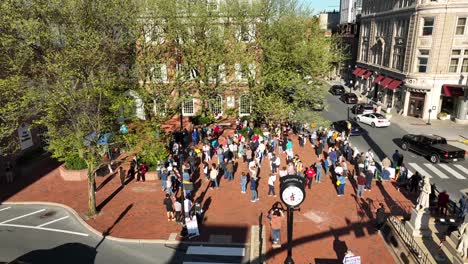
[422,18,434,36]
[235,63,255,82]
[417,50,430,73]
[182,96,195,116]
[150,64,168,83]
[448,49,468,73]
[392,46,405,71]
[239,94,251,116]
[456,18,467,35]
[236,23,256,43]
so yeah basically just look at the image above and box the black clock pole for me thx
[284,206,294,264]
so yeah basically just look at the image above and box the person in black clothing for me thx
[163,194,175,221]
[375,203,387,230]
[410,171,422,193]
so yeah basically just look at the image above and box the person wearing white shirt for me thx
[268,174,277,197]
[184,198,192,217]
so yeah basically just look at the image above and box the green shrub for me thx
[239,127,248,138]
[64,154,88,170]
[253,127,263,136]
[190,115,215,126]
[240,116,250,122]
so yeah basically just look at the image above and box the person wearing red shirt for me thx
[357,173,366,197]
[305,167,316,189]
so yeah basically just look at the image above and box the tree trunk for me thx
[87,170,97,216]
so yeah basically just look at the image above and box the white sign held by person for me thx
[343,256,361,264]
[18,123,34,150]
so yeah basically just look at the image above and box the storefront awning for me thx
[380,77,394,87]
[356,69,367,77]
[442,85,465,97]
[385,80,402,90]
[362,71,373,79]
[373,75,385,83]
[352,68,362,75]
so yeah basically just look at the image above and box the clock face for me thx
[281,186,304,207]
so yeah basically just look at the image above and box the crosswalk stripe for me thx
[423,164,450,179]
[439,164,466,179]
[408,163,432,178]
[186,246,245,257]
[454,164,468,175]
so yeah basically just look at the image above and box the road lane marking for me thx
[408,163,432,178]
[0,207,11,212]
[0,223,89,237]
[186,246,245,257]
[424,164,450,179]
[37,216,69,227]
[0,209,45,224]
[439,164,466,179]
[454,164,468,175]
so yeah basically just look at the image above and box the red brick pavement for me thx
[0,125,416,264]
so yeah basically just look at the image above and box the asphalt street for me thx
[323,92,468,202]
[0,204,185,264]
[0,204,249,264]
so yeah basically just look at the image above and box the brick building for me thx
[354,0,468,123]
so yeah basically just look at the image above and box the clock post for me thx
[279,175,306,264]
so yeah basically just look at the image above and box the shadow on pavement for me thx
[8,243,96,264]
[0,155,61,203]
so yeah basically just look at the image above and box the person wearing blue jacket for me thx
[250,177,258,202]
[337,174,346,196]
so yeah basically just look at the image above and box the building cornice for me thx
[361,7,415,20]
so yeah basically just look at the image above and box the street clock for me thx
[280,175,306,208]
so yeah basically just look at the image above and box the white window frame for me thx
[144,23,165,44]
[182,97,195,116]
[150,64,168,83]
[208,64,226,83]
[236,23,255,43]
[239,94,251,116]
[210,95,223,115]
[456,17,467,35]
[417,49,430,73]
[207,0,219,12]
[421,17,434,36]
[449,50,461,73]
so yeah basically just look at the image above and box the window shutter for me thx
[248,24,255,42]
[219,64,226,83]
[161,64,168,83]
[248,63,256,79]
[235,63,242,81]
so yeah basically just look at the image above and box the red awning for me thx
[386,80,402,90]
[380,77,394,87]
[356,69,367,77]
[373,75,385,83]
[362,71,373,79]
[352,68,362,75]
[442,85,465,97]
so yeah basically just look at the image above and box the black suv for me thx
[329,85,346,95]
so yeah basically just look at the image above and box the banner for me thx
[18,123,33,150]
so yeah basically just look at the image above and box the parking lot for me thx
[0,204,91,237]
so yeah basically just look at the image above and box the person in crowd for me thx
[137,162,147,182]
[305,166,316,189]
[392,150,401,168]
[410,171,422,193]
[225,159,234,181]
[240,172,248,193]
[438,190,450,217]
[174,198,182,224]
[163,194,175,221]
[250,177,259,202]
[356,172,366,198]
[337,173,346,196]
[375,203,387,231]
[315,160,323,183]
[119,166,126,186]
[269,208,285,245]
[365,167,373,192]
[210,163,219,189]
[279,166,288,178]
[268,174,277,197]
[184,196,192,218]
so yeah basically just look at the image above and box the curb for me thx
[1,201,250,246]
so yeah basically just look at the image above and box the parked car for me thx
[351,103,374,115]
[329,85,346,95]
[401,134,466,163]
[340,93,358,104]
[355,113,391,127]
[332,120,368,136]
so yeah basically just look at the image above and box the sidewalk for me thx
[0,125,419,263]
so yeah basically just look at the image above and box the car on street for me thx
[401,134,466,163]
[340,93,358,104]
[355,113,391,128]
[332,120,368,136]
[329,85,346,95]
[351,103,374,115]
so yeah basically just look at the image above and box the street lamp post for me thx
[427,108,432,125]
[349,80,353,93]
[280,175,306,264]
